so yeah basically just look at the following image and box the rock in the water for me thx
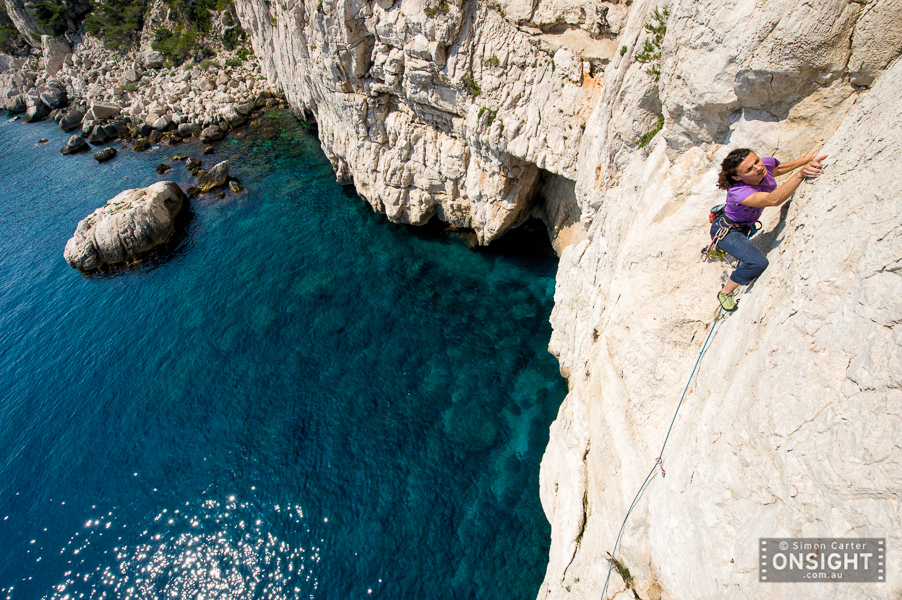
[202,146,215,155]
[171,154,188,161]
[148,129,163,144]
[94,147,116,162]
[156,163,172,174]
[185,157,201,170]
[87,127,110,145]
[63,181,187,272]
[199,125,224,143]
[228,179,243,193]
[60,134,89,155]
[131,137,149,151]
[38,138,48,143]
[58,107,84,132]
[22,104,48,123]
[197,160,229,192]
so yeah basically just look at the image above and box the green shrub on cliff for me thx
[637,114,664,148]
[161,0,216,33]
[30,0,69,36]
[221,25,246,50]
[84,0,148,48]
[634,7,668,80]
[152,27,197,66]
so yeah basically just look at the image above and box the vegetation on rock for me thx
[634,7,668,80]
[84,0,148,48]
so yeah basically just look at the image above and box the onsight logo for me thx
[759,538,885,583]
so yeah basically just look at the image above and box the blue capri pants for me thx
[710,215,769,285]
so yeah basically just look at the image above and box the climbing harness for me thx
[700,209,762,263]
[599,307,725,600]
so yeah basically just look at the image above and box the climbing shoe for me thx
[718,291,738,312]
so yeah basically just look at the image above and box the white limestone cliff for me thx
[230,0,902,597]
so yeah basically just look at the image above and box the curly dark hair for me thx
[717,148,753,190]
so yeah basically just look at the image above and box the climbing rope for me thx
[599,306,724,599]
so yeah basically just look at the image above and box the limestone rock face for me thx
[235,0,609,244]
[532,1,902,598]
[64,181,187,272]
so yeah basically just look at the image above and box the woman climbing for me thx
[712,147,827,311]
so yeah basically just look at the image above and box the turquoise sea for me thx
[0,111,566,599]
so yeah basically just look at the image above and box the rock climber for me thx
[712,147,826,311]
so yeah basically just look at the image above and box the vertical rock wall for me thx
[235,0,616,244]
[541,0,902,599]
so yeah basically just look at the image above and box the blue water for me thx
[0,111,566,600]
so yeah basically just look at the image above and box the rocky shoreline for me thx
[0,33,287,154]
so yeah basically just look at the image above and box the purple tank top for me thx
[724,157,780,224]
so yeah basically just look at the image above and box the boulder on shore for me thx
[58,107,84,132]
[23,104,48,123]
[84,102,120,121]
[64,181,187,272]
[39,85,67,109]
[199,125,224,143]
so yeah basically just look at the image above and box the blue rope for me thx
[599,307,724,599]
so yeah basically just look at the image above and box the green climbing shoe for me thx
[718,291,738,312]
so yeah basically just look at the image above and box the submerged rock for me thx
[63,181,187,272]
[94,147,116,162]
[131,137,149,152]
[156,163,172,174]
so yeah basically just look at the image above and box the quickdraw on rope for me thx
[599,307,724,600]
[700,224,731,263]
